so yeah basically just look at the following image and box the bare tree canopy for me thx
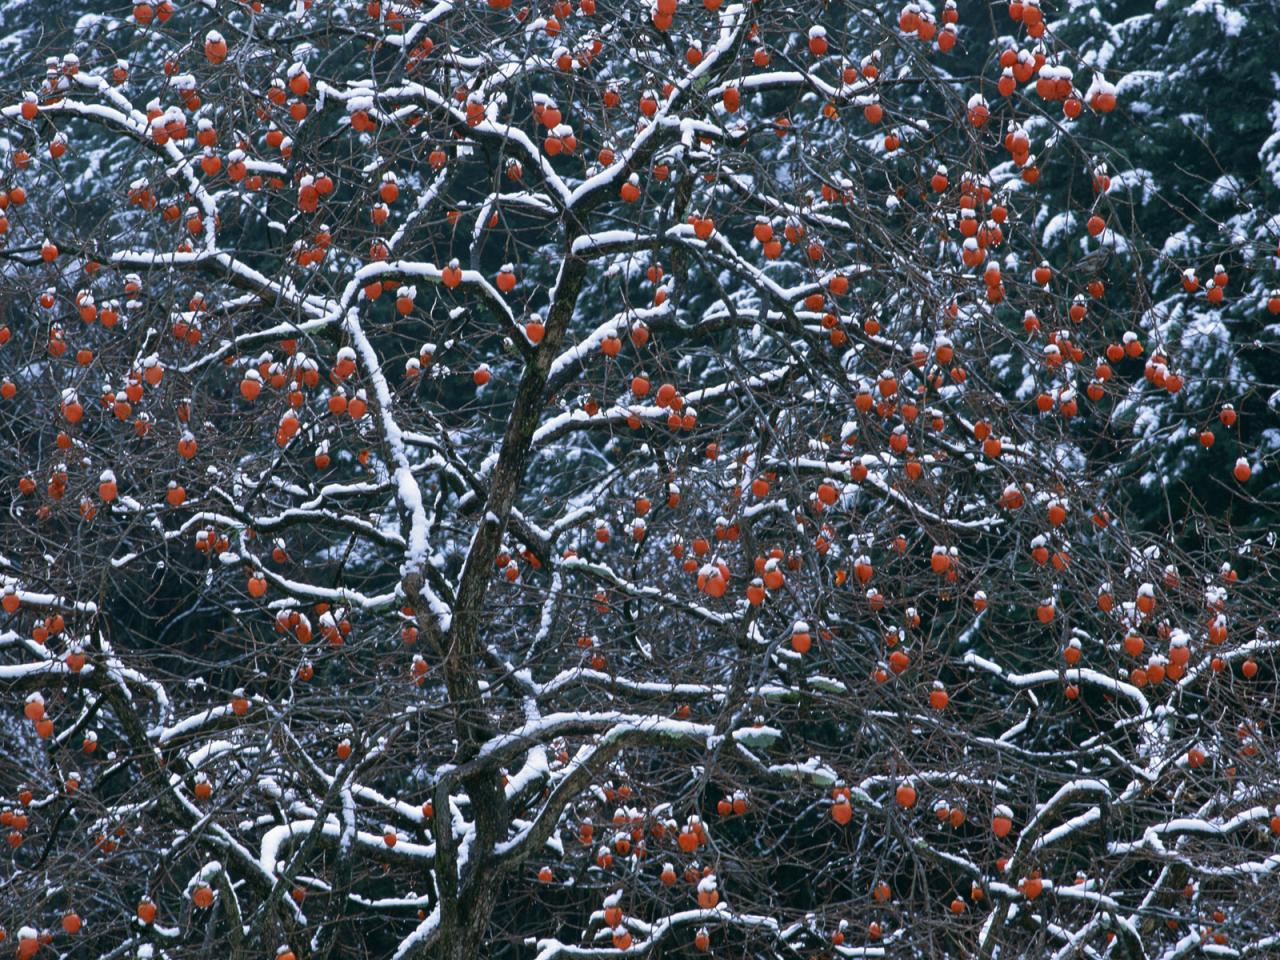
[2,1,1279,959]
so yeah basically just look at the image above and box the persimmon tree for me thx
[2,2,1280,959]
